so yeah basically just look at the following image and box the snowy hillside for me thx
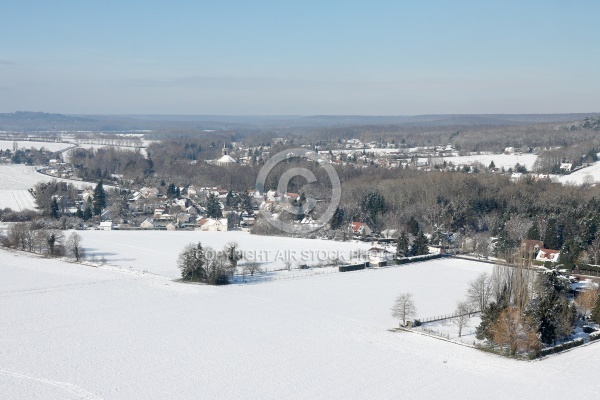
[0,165,96,211]
[2,248,600,399]
[553,161,600,185]
[444,153,537,170]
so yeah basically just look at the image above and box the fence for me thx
[416,327,450,340]
[418,310,480,324]
[233,268,339,284]
[576,269,600,277]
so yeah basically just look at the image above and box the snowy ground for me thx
[0,190,36,211]
[77,230,374,277]
[552,161,600,185]
[442,153,538,170]
[2,248,600,399]
[415,316,483,345]
[0,165,95,211]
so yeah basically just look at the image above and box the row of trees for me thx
[1,222,86,261]
[69,147,152,182]
[395,231,429,258]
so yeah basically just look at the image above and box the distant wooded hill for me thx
[1,111,598,133]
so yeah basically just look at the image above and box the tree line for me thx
[1,222,86,262]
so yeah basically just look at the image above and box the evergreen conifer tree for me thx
[396,231,409,258]
[92,180,107,216]
[330,207,345,230]
[526,223,540,241]
[206,193,223,218]
[50,197,60,219]
[84,205,93,221]
[412,231,429,256]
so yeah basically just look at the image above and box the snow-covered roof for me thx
[216,155,237,164]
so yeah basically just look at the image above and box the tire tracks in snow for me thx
[0,368,104,399]
[0,279,120,298]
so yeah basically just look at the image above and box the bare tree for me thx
[66,232,85,262]
[511,264,536,310]
[22,224,36,252]
[391,293,417,326]
[505,215,533,243]
[452,301,471,337]
[588,237,600,266]
[243,261,262,277]
[491,264,514,304]
[474,233,492,258]
[45,230,64,257]
[576,289,599,318]
[8,223,26,250]
[466,272,492,311]
[491,307,540,356]
[284,257,293,271]
[223,242,243,271]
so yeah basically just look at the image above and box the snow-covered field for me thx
[442,153,538,170]
[0,190,36,211]
[77,230,373,277]
[2,247,600,399]
[553,161,600,185]
[0,165,95,211]
[0,140,74,152]
[0,165,94,191]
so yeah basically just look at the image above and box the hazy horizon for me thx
[2,1,599,115]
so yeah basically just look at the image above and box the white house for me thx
[140,218,155,229]
[367,247,394,264]
[139,187,159,199]
[99,221,113,231]
[560,163,573,172]
[510,173,523,182]
[81,189,94,203]
[198,218,228,232]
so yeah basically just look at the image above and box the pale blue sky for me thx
[1,0,599,114]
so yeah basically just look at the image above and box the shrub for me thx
[582,325,597,334]
[589,331,600,342]
[537,338,584,357]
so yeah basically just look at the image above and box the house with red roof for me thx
[349,222,372,236]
